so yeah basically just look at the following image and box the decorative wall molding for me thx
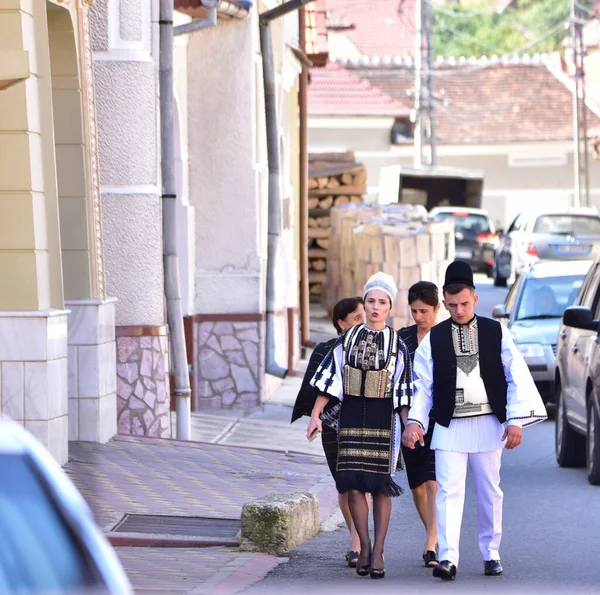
[77,0,106,300]
[107,0,151,58]
[100,183,160,195]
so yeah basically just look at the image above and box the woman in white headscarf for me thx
[307,272,413,580]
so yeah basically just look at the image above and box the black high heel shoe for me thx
[346,550,359,568]
[370,553,385,579]
[356,543,372,576]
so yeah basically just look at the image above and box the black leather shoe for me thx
[432,560,457,581]
[484,560,503,576]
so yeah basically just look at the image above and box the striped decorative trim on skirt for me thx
[335,396,403,497]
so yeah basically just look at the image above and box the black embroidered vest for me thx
[429,316,507,427]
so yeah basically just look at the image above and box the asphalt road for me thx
[247,276,600,593]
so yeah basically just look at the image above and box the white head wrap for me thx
[363,271,398,305]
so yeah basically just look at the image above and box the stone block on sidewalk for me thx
[240,492,319,555]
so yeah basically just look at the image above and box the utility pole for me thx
[425,0,437,166]
[414,0,424,167]
[571,0,590,207]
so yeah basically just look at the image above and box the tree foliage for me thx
[432,0,588,59]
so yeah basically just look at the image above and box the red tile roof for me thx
[345,58,600,143]
[308,61,410,117]
[325,0,416,59]
[305,0,329,66]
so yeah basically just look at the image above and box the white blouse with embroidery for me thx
[407,319,547,453]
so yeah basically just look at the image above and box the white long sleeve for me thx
[501,325,548,428]
[407,332,434,433]
[310,341,345,401]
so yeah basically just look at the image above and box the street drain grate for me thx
[113,514,241,539]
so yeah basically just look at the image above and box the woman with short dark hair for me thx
[400,280,440,568]
[291,295,365,567]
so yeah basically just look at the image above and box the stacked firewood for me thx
[308,152,366,301]
[323,203,456,327]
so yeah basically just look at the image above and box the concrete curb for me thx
[104,482,338,553]
[240,492,320,555]
[190,552,284,595]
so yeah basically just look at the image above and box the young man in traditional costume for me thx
[402,261,547,581]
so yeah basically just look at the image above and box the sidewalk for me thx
[65,306,340,594]
[174,305,336,455]
[66,436,337,593]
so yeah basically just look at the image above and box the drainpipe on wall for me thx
[160,0,192,439]
[298,7,312,349]
[260,0,315,378]
[174,0,251,36]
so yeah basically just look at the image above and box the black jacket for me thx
[429,316,508,428]
[291,338,337,423]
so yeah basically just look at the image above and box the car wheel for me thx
[556,383,585,467]
[587,397,600,485]
[486,263,494,278]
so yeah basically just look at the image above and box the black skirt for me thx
[401,421,436,490]
[399,325,436,490]
[321,424,338,478]
[335,396,402,497]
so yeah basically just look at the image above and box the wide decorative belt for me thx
[343,365,392,399]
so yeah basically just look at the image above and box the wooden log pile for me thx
[323,203,456,328]
[308,152,367,301]
[322,203,373,314]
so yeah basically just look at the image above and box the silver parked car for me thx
[0,418,132,594]
[492,260,592,403]
[493,207,600,287]
[555,254,600,484]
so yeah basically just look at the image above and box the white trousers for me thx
[435,449,503,566]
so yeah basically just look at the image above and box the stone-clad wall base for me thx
[116,327,171,438]
[195,319,264,410]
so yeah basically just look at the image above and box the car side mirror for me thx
[562,306,599,331]
[492,304,509,318]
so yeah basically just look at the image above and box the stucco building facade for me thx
[0,0,114,463]
[173,1,302,410]
[0,0,306,463]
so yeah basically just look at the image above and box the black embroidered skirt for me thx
[335,396,402,497]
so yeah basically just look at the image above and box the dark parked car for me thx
[493,207,600,287]
[492,260,591,404]
[0,419,132,593]
[555,255,600,485]
[429,206,498,276]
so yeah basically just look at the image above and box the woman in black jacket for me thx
[400,281,440,568]
[291,296,365,567]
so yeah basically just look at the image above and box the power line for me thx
[431,15,569,63]
[432,2,498,19]
[433,15,504,53]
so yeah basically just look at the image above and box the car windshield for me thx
[0,453,99,592]
[432,212,491,236]
[532,215,600,236]
[515,275,584,320]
